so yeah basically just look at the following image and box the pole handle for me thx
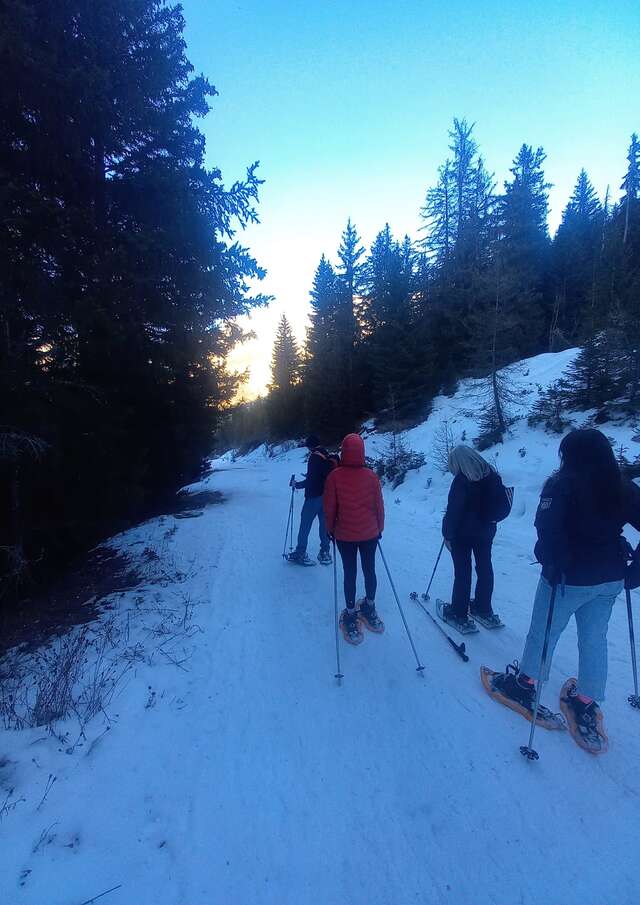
[447,636,469,662]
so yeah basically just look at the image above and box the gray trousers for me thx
[295,496,329,555]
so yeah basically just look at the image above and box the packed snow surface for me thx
[2,349,640,905]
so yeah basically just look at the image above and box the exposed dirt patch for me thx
[0,548,138,659]
[165,489,225,515]
[0,488,225,659]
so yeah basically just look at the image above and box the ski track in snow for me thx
[2,348,640,905]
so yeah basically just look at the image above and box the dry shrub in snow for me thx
[0,619,130,732]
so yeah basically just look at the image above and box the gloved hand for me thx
[289,474,296,488]
[444,539,452,552]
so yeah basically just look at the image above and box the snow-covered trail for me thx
[165,452,640,905]
[3,350,640,905]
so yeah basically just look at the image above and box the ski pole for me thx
[290,480,295,553]
[332,538,343,683]
[422,540,446,601]
[282,477,295,558]
[625,585,640,709]
[409,592,469,662]
[520,581,558,761]
[378,542,425,675]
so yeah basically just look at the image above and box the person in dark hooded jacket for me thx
[486,429,640,754]
[323,433,385,645]
[288,434,334,566]
[441,445,506,631]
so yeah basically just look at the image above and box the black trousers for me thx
[450,537,494,618]
[336,538,378,609]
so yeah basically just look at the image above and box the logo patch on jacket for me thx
[539,497,552,511]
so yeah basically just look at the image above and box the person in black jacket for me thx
[487,429,640,753]
[288,434,334,566]
[441,445,505,631]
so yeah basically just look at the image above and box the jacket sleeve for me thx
[374,475,385,535]
[323,472,338,536]
[442,475,467,541]
[533,476,570,580]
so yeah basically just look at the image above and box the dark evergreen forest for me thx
[0,1,267,600]
[259,121,640,450]
[2,0,638,602]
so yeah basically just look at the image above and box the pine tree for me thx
[0,0,266,597]
[336,219,365,416]
[492,145,552,359]
[359,229,437,420]
[419,119,496,377]
[558,333,623,411]
[420,160,455,266]
[303,255,354,439]
[267,314,302,438]
[610,134,640,408]
[551,169,603,345]
[621,133,639,245]
[270,314,300,394]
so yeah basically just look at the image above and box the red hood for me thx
[341,433,365,467]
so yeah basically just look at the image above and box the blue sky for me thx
[180,0,640,397]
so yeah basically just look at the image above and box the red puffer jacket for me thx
[323,434,385,542]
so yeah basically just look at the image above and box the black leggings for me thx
[450,537,494,618]
[336,539,378,609]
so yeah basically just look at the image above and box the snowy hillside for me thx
[2,348,640,905]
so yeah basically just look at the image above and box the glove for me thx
[625,542,640,591]
[444,539,452,552]
[289,475,296,488]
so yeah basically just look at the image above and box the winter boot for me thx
[286,551,316,567]
[357,599,385,633]
[470,599,504,629]
[436,600,479,635]
[480,662,566,730]
[560,679,608,754]
[317,549,332,565]
[339,608,364,645]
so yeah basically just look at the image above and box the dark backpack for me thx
[485,473,514,522]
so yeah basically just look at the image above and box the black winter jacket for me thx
[296,447,333,499]
[442,472,501,542]
[534,472,640,586]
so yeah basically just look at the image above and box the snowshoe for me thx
[317,550,332,565]
[470,599,504,629]
[436,600,479,635]
[559,678,608,755]
[357,599,385,634]
[471,610,504,630]
[480,663,566,731]
[286,551,316,567]
[339,608,364,646]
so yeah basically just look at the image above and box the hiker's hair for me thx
[448,445,493,482]
[558,429,623,518]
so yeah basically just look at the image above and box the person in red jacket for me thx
[323,433,385,645]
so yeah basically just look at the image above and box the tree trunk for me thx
[492,261,506,434]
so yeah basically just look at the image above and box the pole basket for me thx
[628,694,640,709]
[519,745,539,761]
